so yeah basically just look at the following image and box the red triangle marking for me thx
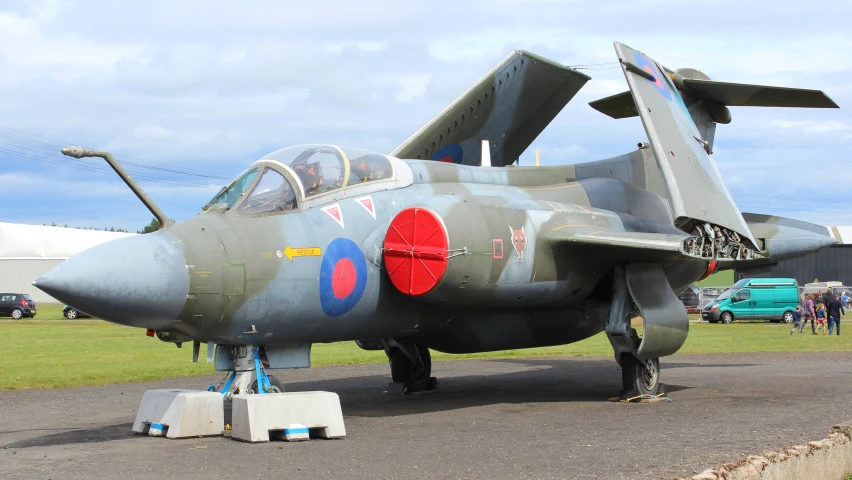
[321,204,344,228]
[355,196,376,219]
[327,206,341,221]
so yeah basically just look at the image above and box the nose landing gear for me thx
[207,345,284,398]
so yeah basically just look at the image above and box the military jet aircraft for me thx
[36,42,838,397]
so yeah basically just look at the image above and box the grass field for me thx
[1,304,849,390]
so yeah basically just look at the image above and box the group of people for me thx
[791,290,845,335]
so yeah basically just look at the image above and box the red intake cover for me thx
[383,207,449,296]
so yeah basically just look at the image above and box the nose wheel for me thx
[621,355,660,396]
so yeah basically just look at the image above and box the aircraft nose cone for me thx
[34,232,189,329]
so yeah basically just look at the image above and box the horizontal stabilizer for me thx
[682,79,839,108]
[590,80,838,120]
[392,50,590,167]
[588,91,638,119]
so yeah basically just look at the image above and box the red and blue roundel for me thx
[319,238,368,317]
[633,52,672,101]
[431,144,464,164]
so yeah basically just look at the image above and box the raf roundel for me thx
[319,238,368,317]
[431,144,464,164]
[633,52,672,101]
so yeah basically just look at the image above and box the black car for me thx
[0,293,37,319]
[63,305,91,319]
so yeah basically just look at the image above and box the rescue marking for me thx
[509,225,527,262]
[354,195,376,220]
[321,203,345,228]
[319,238,368,317]
[492,238,504,259]
[282,245,322,262]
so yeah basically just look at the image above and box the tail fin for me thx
[612,42,760,252]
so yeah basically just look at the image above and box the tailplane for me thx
[590,64,838,150]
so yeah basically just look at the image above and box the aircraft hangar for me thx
[735,226,852,286]
[0,222,132,303]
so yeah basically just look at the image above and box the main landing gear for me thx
[382,339,438,394]
[621,356,660,396]
[605,266,671,398]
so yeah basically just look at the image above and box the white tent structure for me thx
[0,222,134,303]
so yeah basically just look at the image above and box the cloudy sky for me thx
[1,0,850,232]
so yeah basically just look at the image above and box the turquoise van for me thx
[702,278,799,324]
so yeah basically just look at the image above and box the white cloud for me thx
[393,74,431,103]
[772,120,852,134]
[0,0,851,230]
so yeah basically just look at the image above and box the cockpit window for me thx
[289,146,346,198]
[262,144,395,199]
[209,167,259,209]
[238,167,297,214]
[347,153,393,186]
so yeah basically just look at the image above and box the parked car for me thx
[63,305,91,319]
[0,293,37,319]
[702,278,799,324]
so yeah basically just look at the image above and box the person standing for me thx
[799,294,816,334]
[816,304,828,335]
[828,295,845,335]
[824,289,835,306]
[790,305,802,335]
[841,291,848,308]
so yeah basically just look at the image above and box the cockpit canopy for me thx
[206,145,395,214]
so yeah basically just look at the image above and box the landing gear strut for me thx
[605,266,664,397]
[207,345,284,398]
[383,339,437,393]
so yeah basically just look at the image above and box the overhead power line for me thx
[0,125,234,184]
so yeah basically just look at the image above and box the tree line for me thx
[41,218,161,234]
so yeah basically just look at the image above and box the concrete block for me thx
[231,391,346,443]
[271,424,310,442]
[132,389,224,439]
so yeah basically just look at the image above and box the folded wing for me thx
[391,51,589,167]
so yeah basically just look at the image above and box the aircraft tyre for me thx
[721,312,733,324]
[621,356,660,396]
[390,344,432,392]
[247,374,284,394]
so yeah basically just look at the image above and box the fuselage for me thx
[36,147,710,354]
